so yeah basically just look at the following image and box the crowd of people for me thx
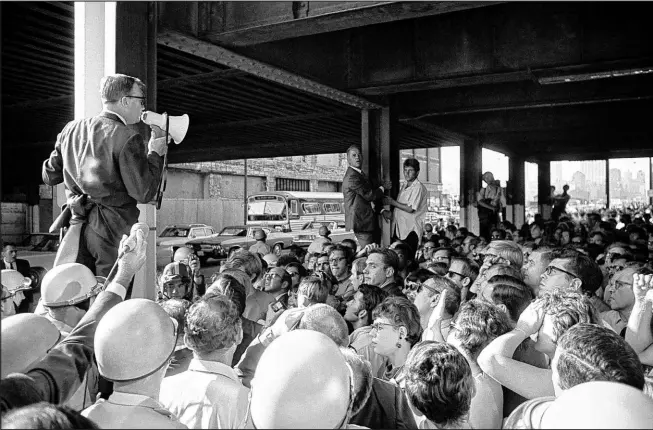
[2,200,653,428]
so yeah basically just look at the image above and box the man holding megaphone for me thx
[42,74,169,280]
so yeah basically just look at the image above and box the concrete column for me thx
[537,160,552,219]
[459,140,482,235]
[509,157,526,227]
[361,108,398,247]
[113,2,158,299]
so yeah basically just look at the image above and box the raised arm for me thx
[625,274,653,354]
[477,302,555,399]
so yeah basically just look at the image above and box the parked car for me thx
[18,232,60,288]
[185,225,294,261]
[156,224,216,266]
[291,220,355,248]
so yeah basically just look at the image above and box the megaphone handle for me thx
[155,113,172,210]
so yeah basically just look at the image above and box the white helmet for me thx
[249,330,353,428]
[1,313,61,377]
[1,269,32,294]
[95,299,177,381]
[40,263,105,307]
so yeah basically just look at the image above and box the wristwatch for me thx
[258,327,276,347]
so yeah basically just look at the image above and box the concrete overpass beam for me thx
[508,157,526,227]
[538,160,552,220]
[459,140,482,236]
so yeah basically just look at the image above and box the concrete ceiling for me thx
[2,1,652,194]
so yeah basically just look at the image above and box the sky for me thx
[441,147,652,197]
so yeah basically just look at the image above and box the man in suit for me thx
[1,243,31,276]
[42,74,167,279]
[342,145,391,248]
[2,243,32,313]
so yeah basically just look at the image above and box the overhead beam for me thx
[191,111,353,132]
[358,58,653,96]
[158,30,382,110]
[4,95,74,110]
[399,119,468,145]
[201,1,503,47]
[158,69,248,89]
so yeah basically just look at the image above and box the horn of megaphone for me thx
[140,111,189,144]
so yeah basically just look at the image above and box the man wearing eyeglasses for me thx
[43,74,168,280]
[538,250,608,313]
[600,266,642,337]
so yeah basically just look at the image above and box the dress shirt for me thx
[392,179,428,241]
[83,391,187,429]
[160,358,249,429]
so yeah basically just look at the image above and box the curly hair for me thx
[555,323,645,390]
[221,250,264,282]
[184,293,242,355]
[297,276,329,305]
[404,341,474,427]
[535,289,598,342]
[450,299,512,359]
[372,296,423,346]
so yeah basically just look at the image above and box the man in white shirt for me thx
[385,158,428,255]
[160,293,249,429]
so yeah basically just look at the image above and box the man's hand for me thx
[115,229,147,285]
[633,273,653,303]
[188,254,201,275]
[383,196,394,206]
[515,301,546,337]
[363,243,380,255]
[383,178,392,190]
[427,289,447,329]
[150,124,169,140]
[382,210,392,222]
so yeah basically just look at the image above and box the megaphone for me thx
[140,111,189,144]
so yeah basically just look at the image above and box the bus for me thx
[246,191,345,232]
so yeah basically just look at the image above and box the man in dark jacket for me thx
[342,145,391,248]
[42,74,167,278]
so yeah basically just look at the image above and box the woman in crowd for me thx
[370,296,422,385]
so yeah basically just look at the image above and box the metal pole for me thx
[243,158,248,224]
[605,159,610,210]
[649,157,653,205]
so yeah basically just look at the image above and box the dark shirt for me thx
[350,377,417,429]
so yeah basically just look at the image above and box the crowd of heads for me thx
[2,203,653,429]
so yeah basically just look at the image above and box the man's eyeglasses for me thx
[542,265,578,279]
[124,95,146,106]
[446,270,464,279]
[417,283,440,295]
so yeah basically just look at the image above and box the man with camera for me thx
[42,74,168,280]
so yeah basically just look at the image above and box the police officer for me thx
[39,262,105,410]
[0,269,31,317]
[40,263,106,337]
[245,330,354,428]
[1,313,60,378]
[171,247,205,297]
[249,229,270,255]
[81,299,186,429]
